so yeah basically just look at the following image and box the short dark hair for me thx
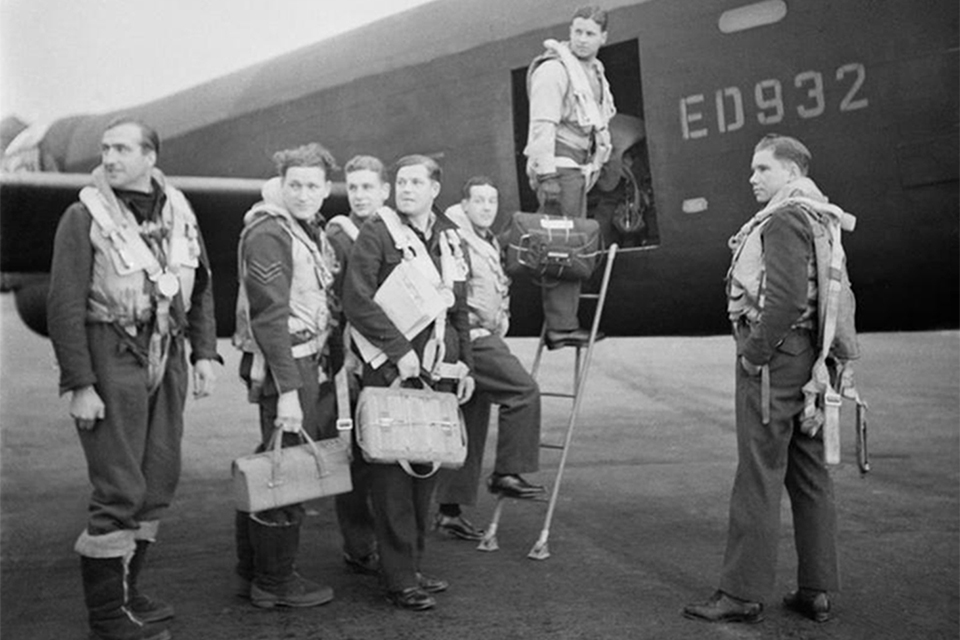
[573,5,608,31]
[344,155,388,183]
[461,175,498,200]
[393,154,442,183]
[272,143,339,179]
[755,134,811,175]
[104,117,160,155]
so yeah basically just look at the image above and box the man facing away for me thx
[47,117,220,640]
[523,4,616,350]
[323,155,388,576]
[343,155,475,611]
[684,135,845,625]
[435,177,545,541]
[232,143,341,610]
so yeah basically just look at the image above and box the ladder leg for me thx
[528,245,619,560]
[530,323,548,380]
[476,497,505,552]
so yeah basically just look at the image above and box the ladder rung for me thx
[540,442,565,450]
[541,391,576,399]
[579,293,600,300]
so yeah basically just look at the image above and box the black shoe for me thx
[783,589,831,622]
[344,551,380,576]
[417,573,448,593]
[545,328,605,350]
[386,587,436,611]
[487,474,546,500]
[683,590,764,624]
[433,513,484,541]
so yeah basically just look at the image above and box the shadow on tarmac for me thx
[1,294,957,639]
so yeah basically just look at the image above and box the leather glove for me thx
[538,173,562,203]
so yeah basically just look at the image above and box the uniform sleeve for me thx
[243,219,301,393]
[524,60,568,176]
[47,203,96,394]
[342,221,412,363]
[185,227,222,364]
[742,208,814,365]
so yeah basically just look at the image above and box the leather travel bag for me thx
[504,212,601,281]
[355,378,467,478]
[232,426,352,512]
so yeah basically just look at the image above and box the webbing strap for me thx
[334,328,354,447]
[818,219,845,464]
[760,365,771,425]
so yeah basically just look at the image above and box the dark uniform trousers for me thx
[360,365,456,592]
[719,326,840,603]
[436,334,540,506]
[536,160,588,332]
[79,323,188,534]
[332,374,377,562]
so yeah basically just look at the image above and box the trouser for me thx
[79,323,187,535]
[253,354,335,526]
[436,334,541,506]
[536,167,587,331]
[361,364,452,591]
[334,374,377,560]
[718,327,840,603]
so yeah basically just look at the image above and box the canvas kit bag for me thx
[504,212,601,281]
[232,426,352,512]
[355,378,466,478]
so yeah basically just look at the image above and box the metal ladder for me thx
[477,244,619,559]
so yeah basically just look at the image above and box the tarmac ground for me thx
[1,293,957,639]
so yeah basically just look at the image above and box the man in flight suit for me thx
[48,117,220,640]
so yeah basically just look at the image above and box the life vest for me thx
[526,39,616,188]
[349,207,468,380]
[727,178,865,467]
[82,167,200,333]
[233,178,338,361]
[444,204,510,339]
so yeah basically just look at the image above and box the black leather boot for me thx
[248,520,333,608]
[80,555,171,640]
[234,511,254,598]
[127,541,175,623]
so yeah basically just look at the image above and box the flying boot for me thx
[76,530,171,640]
[248,519,333,608]
[127,540,175,623]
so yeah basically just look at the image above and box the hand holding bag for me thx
[355,377,467,478]
[504,212,601,281]
[232,425,352,512]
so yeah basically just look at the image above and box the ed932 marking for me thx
[679,62,868,140]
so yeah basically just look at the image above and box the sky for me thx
[0,0,436,124]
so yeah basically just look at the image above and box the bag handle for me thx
[266,426,328,489]
[398,460,442,478]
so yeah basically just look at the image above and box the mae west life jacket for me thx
[82,167,200,332]
[232,178,339,398]
[443,204,511,340]
[727,178,866,469]
[350,207,468,381]
[525,39,616,189]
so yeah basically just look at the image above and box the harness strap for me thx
[760,365,771,425]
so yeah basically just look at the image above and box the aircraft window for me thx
[511,39,660,250]
[718,0,787,34]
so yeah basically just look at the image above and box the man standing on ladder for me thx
[524,4,616,350]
